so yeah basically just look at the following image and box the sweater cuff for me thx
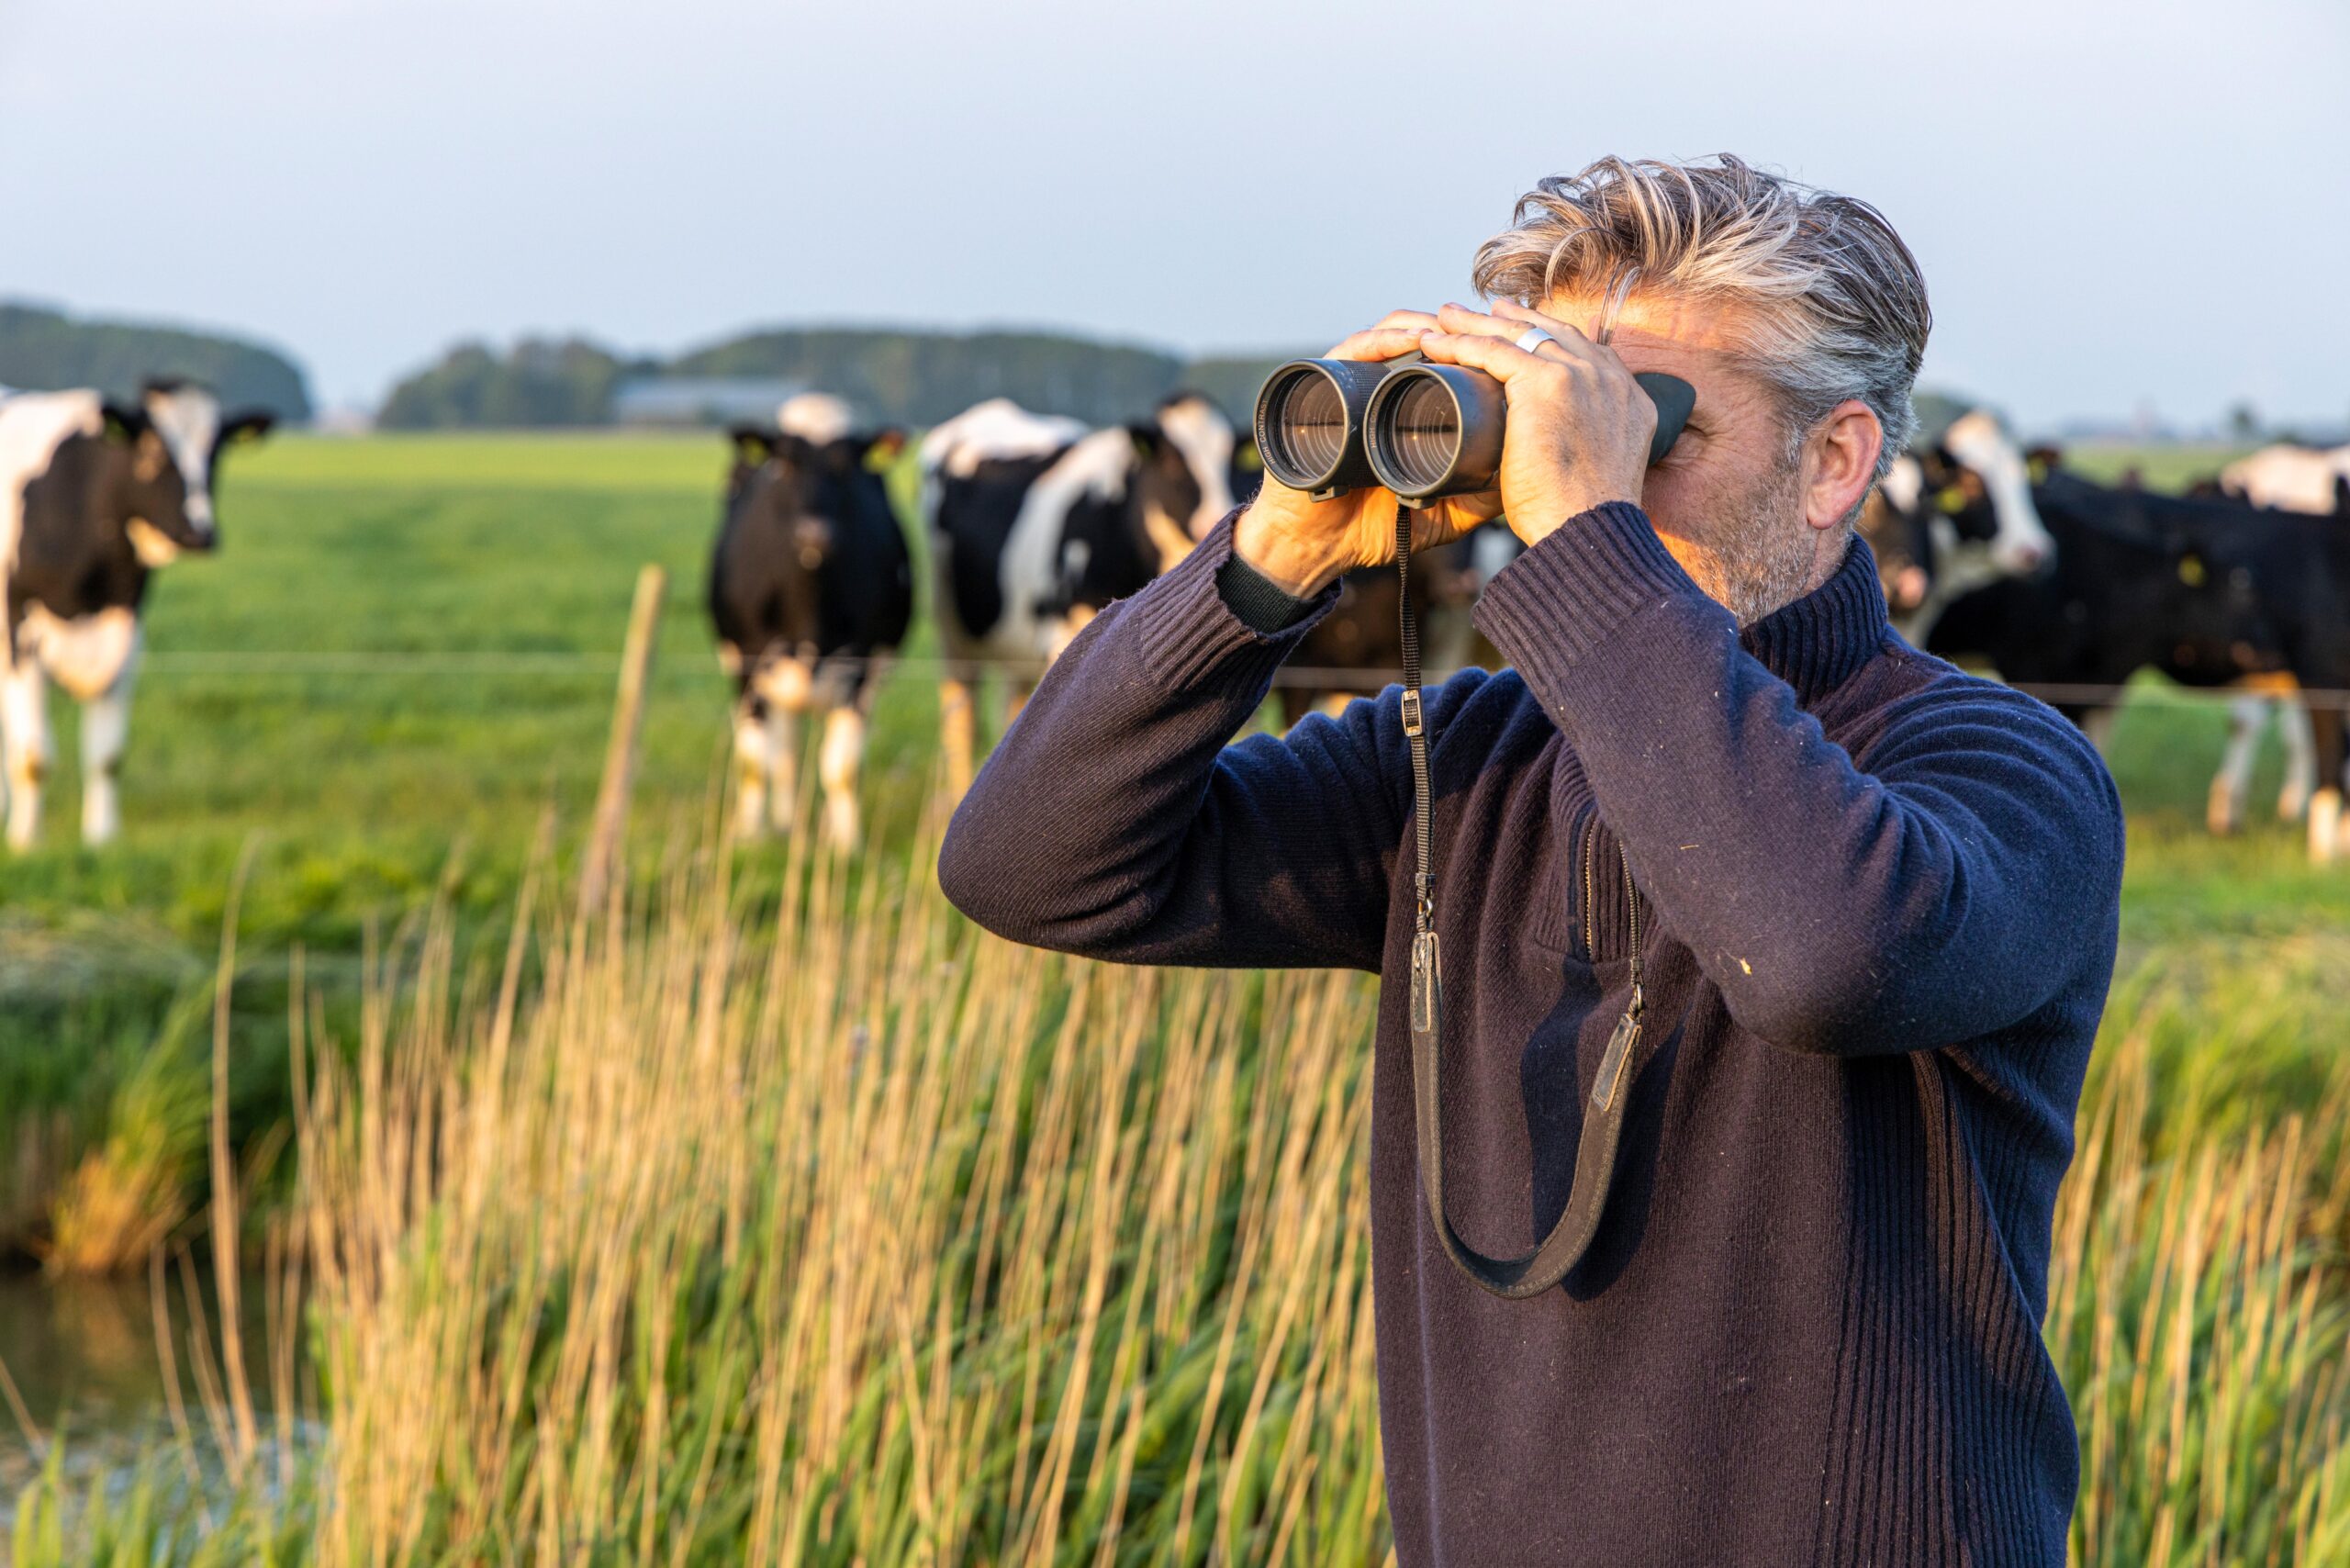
[1215,550,1321,633]
[1127,508,1336,691]
[1472,502,1705,676]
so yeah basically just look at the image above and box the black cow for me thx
[1927,471,2350,861]
[710,397,911,847]
[0,381,271,849]
[921,392,1237,792]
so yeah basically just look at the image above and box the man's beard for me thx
[1669,457,1822,626]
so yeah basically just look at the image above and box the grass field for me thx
[5,431,2347,1563]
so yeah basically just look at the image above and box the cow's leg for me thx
[2308,701,2346,865]
[733,698,772,837]
[939,674,978,800]
[818,706,865,850]
[80,648,140,846]
[764,703,800,833]
[2,659,49,852]
[2208,695,2265,835]
[2277,698,2316,822]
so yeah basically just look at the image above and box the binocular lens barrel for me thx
[1255,359,1390,497]
[1265,368,1348,481]
[1365,366,1507,500]
[1372,377,1456,495]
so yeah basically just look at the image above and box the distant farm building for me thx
[613,377,807,427]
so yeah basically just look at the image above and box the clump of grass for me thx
[264,805,1388,1563]
[2053,953,2350,1565]
[39,988,216,1276]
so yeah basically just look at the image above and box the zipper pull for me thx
[1592,981,1642,1113]
[1411,931,1442,1040]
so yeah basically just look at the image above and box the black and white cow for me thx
[922,391,1236,791]
[0,381,271,849]
[2198,443,2350,832]
[709,393,911,847]
[1927,471,2350,862]
[1856,409,2055,644]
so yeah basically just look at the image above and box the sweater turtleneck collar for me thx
[1737,534,1890,705]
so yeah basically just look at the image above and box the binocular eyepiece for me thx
[1254,356,1696,504]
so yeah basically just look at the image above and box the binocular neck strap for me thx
[1397,502,1649,1301]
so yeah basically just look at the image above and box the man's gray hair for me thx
[1473,154,1930,476]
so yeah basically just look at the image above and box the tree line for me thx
[0,302,313,421]
[379,329,1301,430]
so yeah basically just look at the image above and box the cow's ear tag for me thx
[2027,455,2050,483]
[864,428,908,471]
[1936,486,1968,514]
[2178,554,2207,588]
[1235,442,1264,474]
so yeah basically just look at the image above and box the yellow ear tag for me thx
[1237,444,1264,472]
[2027,457,2050,483]
[2178,554,2207,588]
[1936,487,1968,514]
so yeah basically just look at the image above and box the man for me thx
[940,155,2121,1566]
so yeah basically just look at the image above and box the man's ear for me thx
[221,410,275,446]
[101,401,149,444]
[1804,399,1884,532]
[729,425,778,467]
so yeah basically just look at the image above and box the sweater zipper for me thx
[1583,819,1646,1113]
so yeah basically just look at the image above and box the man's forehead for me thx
[1542,290,1768,396]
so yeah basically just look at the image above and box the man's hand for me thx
[1231,310,1505,597]
[1416,300,1656,548]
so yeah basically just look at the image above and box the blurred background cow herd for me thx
[711,378,2350,865]
[6,371,2350,863]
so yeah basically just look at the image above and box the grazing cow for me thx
[923,391,1237,791]
[2220,443,2350,515]
[1856,409,2056,644]
[0,381,271,849]
[2192,446,2350,834]
[709,394,911,847]
[1928,471,2350,861]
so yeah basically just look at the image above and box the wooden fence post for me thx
[580,564,666,914]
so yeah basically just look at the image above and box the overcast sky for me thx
[4,0,2344,430]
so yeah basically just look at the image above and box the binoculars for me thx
[1253,356,1696,504]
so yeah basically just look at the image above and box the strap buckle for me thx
[1399,687,1424,737]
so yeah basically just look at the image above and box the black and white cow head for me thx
[719,420,906,681]
[1126,391,1237,570]
[1915,409,2053,577]
[1868,409,2055,639]
[99,380,274,566]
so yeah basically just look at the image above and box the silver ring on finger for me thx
[1513,326,1558,353]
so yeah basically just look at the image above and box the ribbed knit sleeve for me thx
[1474,504,2126,1056]
[938,511,1400,972]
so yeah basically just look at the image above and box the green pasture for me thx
[0,431,2287,941]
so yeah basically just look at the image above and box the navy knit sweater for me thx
[940,503,2124,1567]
